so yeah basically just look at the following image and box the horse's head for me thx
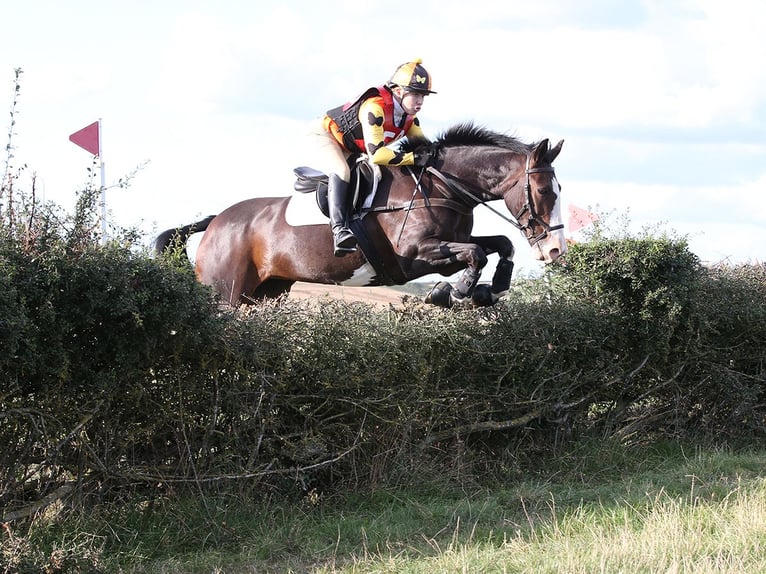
[513,138,567,263]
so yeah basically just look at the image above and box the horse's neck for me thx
[420,168,491,208]
[434,157,510,203]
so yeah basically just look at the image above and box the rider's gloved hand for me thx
[413,146,436,167]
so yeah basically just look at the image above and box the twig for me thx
[1,482,75,522]
[421,410,542,447]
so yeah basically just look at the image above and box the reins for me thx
[394,167,471,245]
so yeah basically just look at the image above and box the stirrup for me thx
[333,228,357,256]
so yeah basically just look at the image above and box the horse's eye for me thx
[538,186,552,195]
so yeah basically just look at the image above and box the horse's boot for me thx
[328,174,357,256]
[450,268,481,306]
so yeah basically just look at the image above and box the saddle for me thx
[291,157,394,285]
[292,156,379,219]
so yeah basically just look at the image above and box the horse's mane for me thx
[403,121,533,154]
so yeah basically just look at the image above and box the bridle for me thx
[516,155,565,244]
[425,154,564,246]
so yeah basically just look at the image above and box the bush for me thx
[546,222,765,440]
[2,200,766,518]
[558,227,701,348]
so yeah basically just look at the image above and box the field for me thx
[12,442,766,573]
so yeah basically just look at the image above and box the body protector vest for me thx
[325,85,415,154]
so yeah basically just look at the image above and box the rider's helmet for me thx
[388,58,436,94]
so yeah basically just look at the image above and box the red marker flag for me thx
[69,120,100,155]
[568,204,599,233]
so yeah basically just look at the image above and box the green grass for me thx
[5,440,766,573]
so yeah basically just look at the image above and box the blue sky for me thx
[2,0,765,276]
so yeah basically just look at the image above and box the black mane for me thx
[437,122,533,152]
[405,121,533,154]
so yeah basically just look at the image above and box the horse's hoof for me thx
[425,281,453,308]
[471,284,495,307]
[449,291,472,307]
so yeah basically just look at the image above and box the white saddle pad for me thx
[284,163,382,227]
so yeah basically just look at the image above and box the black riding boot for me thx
[328,174,357,256]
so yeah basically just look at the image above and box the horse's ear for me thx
[546,139,564,163]
[532,138,550,163]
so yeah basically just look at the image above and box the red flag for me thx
[568,204,598,233]
[69,121,100,155]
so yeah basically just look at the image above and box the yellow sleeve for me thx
[358,99,416,166]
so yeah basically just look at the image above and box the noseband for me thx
[425,155,564,246]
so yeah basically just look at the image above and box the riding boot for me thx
[328,174,357,256]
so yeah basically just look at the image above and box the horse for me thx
[155,122,566,308]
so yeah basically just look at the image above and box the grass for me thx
[4,440,766,573]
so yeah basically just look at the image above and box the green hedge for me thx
[1,229,765,516]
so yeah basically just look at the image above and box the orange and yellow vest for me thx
[324,85,416,154]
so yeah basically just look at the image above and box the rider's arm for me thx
[358,99,415,166]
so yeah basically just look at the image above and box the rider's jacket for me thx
[324,85,426,166]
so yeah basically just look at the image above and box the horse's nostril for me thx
[548,248,560,262]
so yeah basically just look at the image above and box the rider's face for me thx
[398,88,426,115]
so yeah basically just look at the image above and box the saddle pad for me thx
[285,192,328,227]
[284,184,378,228]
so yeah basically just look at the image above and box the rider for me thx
[306,58,437,256]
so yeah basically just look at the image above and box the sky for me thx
[2,0,765,280]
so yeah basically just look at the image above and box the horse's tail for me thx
[154,215,216,255]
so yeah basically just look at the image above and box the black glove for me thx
[413,146,436,167]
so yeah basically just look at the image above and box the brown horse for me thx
[155,123,566,308]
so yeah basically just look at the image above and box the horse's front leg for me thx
[472,235,516,305]
[419,240,489,308]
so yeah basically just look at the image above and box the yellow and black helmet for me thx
[388,58,436,94]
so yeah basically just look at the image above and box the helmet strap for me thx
[392,94,407,126]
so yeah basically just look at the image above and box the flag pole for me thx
[98,118,106,245]
[68,119,107,244]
